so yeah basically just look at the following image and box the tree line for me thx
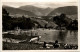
[2,8,35,31]
[53,13,78,30]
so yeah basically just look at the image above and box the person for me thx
[53,40,59,48]
[43,42,47,48]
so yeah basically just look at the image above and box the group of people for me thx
[42,40,78,49]
[43,40,59,48]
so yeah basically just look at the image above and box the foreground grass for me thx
[3,42,42,50]
[3,42,78,50]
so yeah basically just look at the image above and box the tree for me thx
[2,8,9,16]
[2,8,12,31]
[53,13,72,30]
[67,19,78,30]
[60,13,66,19]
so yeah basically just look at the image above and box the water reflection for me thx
[58,30,68,42]
[39,30,78,45]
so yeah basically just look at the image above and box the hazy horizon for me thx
[2,2,78,8]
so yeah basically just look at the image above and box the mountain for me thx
[19,5,53,16]
[19,5,43,16]
[41,7,54,16]
[48,6,78,20]
[2,5,36,17]
[48,6,78,15]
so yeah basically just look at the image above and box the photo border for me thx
[0,0,80,52]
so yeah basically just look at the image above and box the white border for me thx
[0,0,80,52]
[0,0,2,52]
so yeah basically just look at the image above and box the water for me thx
[36,29,78,45]
[3,29,78,45]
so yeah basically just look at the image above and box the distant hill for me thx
[31,18,58,28]
[67,14,78,20]
[48,6,78,15]
[2,5,36,17]
[48,6,78,20]
[41,7,54,16]
[19,5,53,16]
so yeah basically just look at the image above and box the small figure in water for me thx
[53,40,59,48]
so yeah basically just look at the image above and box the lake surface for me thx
[35,29,78,45]
[3,29,78,45]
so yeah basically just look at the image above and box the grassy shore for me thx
[3,42,78,50]
[3,42,46,50]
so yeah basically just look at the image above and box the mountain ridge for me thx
[19,5,53,16]
[48,6,78,16]
[2,5,37,17]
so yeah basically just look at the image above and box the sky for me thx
[2,0,78,8]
